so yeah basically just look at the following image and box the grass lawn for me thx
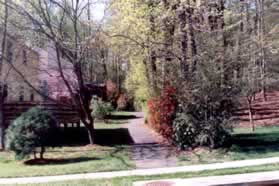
[0,112,135,178]
[0,145,134,178]
[8,163,279,186]
[178,126,279,165]
[2,111,279,179]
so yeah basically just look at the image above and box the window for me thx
[23,50,27,64]
[39,80,49,101]
[0,55,2,64]
[30,90,34,101]
[19,86,24,102]
[7,41,13,63]
[3,84,8,101]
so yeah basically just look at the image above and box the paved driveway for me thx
[127,112,177,169]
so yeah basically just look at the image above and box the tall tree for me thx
[0,0,8,149]
[5,0,103,144]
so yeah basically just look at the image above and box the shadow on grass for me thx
[106,114,139,121]
[231,131,279,155]
[24,157,100,166]
[62,127,134,147]
[108,146,134,168]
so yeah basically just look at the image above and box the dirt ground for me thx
[235,91,279,127]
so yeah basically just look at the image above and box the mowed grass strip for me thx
[8,163,279,186]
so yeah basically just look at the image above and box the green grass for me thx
[9,163,279,186]
[95,121,127,129]
[0,112,135,178]
[179,126,279,165]
[110,112,135,116]
[3,112,279,180]
[0,145,134,178]
[94,111,137,128]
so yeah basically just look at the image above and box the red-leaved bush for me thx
[147,86,177,139]
[106,80,119,107]
[117,93,129,110]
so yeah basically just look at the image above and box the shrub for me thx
[173,111,232,150]
[91,98,114,121]
[173,113,198,149]
[5,107,59,160]
[147,98,160,131]
[196,119,231,149]
[117,93,129,111]
[106,79,119,107]
[147,86,177,139]
[173,63,237,149]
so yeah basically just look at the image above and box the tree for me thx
[174,58,238,149]
[5,107,59,160]
[4,0,105,144]
[0,0,8,150]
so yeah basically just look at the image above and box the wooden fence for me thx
[3,102,80,128]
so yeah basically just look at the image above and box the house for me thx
[0,35,43,102]
[0,34,107,106]
[0,36,81,129]
[0,34,77,103]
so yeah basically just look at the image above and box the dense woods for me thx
[108,0,279,148]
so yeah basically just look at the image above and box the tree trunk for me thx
[255,0,267,101]
[0,96,4,150]
[161,0,175,84]
[178,4,189,79]
[247,97,255,132]
[146,1,159,96]
[217,0,226,85]
[187,0,198,73]
[0,0,8,150]
[259,0,267,101]
[40,146,45,159]
[86,122,95,145]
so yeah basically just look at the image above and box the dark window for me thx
[23,50,27,64]
[30,90,34,101]
[19,94,24,102]
[7,41,13,63]
[39,80,49,101]
[19,86,24,101]
[3,84,8,100]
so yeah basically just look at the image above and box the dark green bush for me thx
[173,113,198,149]
[196,119,232,149]
[173,111,232,150]
[5,107,59,160]
[173,61,237,150]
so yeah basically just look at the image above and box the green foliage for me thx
[5,107,59,160]
[173,113,197,149]
[91,98,114,120]
[173,111,232,150]
[173,61,237,149]
[125,61,150,110]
